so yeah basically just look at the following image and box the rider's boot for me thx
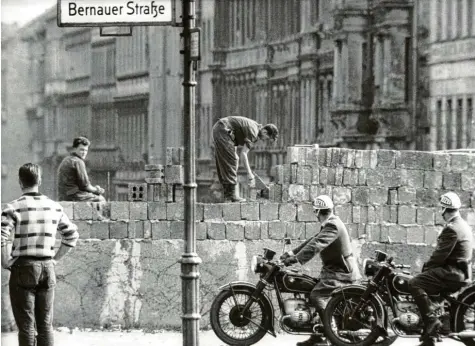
[414,294,442,337]
[296,334,330,346]
[417,333,437,346]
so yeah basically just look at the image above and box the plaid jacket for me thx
[1,192,79,258]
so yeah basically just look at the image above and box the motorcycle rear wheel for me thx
[455,291,475,346]
[323,291,384,346]
[210,288,271,346]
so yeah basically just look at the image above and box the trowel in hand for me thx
[253,173,269,194]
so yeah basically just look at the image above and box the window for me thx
[404,37,411,103]
[92,106,117,147]
[447,99,453,148]
[457,98,463,148]
[436,100,443,149]
[92,44,115,86]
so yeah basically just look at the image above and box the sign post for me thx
[58,1,201,345]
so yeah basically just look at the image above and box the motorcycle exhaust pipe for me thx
[450,331,475,338]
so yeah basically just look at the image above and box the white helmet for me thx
[313,195,334,210]
[440,192,461,210]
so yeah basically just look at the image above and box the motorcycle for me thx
[322,249,475,346]
[209,239,327,345]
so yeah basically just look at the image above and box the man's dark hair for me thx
[72,136,91,148]
[262,124,279,140]
[444,208,457,213]
[318,209,332,217]
[19,163,41,188]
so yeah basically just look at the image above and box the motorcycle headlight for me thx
[251,255,264,273]
[363,258,380,277]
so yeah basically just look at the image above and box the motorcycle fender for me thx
[331,284,388,330]
[218,281,276,337]
[451,283,475,332]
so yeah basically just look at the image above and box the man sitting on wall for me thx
[57,137,107,216]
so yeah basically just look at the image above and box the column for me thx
[441,97,447,150]
[383,37,391,99]
[333,43,340,103]
[462,0,469,37]
[429,98,438,151]
[322,76,329,141]
[300,79,307,143]
[310,77,316,142]
[342,41,349,104]
[452,0,458,38]
[430,0,438,42]
[451,96,458,149]
[461,97,468,147]
[470,95,475,147]
[441,0,448,40]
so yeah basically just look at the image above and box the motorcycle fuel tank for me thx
[392,273,413,295]
[282,272,317,293]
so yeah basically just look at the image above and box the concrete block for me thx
[268,221,285,240]
[222,203,242,221]
[151,221,170,239]
[450,154,469,172]
[368,187,388,205]
[398,187,417,205]
[334,167,344,185]
[196,203,204,221]
[91,222,109,240]
[396,151,433,170]
[335,204,352,223]
[366,224,381,242]
[281,185,290,202]
[288,184,309,202]
[333,187,352,205]
[325,148,333,166]
[297,166,313,185]
[369,150,378,169]
[330,148,343,167]
[357,169,367,186]
[269,184,283,202]
[306,222,320,238]
[167,202,185,221]
[377,150,397,168]
[367,169,401,187]
[343,169,358,186]
[318,148,328,166]
[203,204,223,220]
[284,222,305,239]
[417,207,435,225]
[287,146,299,164]
[354,150,364,168]
[129,202,148,220]
[383,206,398,223]
[311,166,320,185]
[435,208,445,225]
[319,167,329,185]
[306,145,320,166]
[110,221,128,239]
[388,189,398,205]
[169,221,185,240]
[164,165,184,185]
[128,183,147,202]
[226,222,245,241]
[357,224,367,239]
[143,221,152,239]
[248,187,259,202]
[388,224,407,243]
[275,165,285,184]
[416,189,440,207]
[352,187,370,205]
[153,184,168,202]
[59,202,74,220]
[128,221,144,238]
[433,153,450,171]
[260,203,279,221]
[424,226,440,246]
[297,203,317,222]
[110,202,129,220]
[461,175,475,191]
[196,222,207,240]
[173,185,185,202]
[406,225,425,244]
[74,202,93,220]
[443,173,462,190]
[76,221,92,239]
[207,222,226,240]
[342,149,356,168]
[401,169,424,189]
[244,222,261,240]
[327,168,336,185]
[241,202,259,221]
[260,222,269,239]
[398,206,417,225]
[283,164,291,184]
[279,203,297,222]
[166,147,184,165]
[352,206,368,224]
[347,224,359,239]
[148,202,167,220]
[290,163,298,184]
[423,171,443,189]
[310,185,320,200]
[370,205,384,223]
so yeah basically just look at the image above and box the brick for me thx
[306,144,320,165]
[406,225,424,244]
[110,202,129,220]
[388,189,398,205]
[267,221,285,239]
[76,221,92,239]
[324,148,332,166]
[318,148,328,166]
[285,222,305,239]
[367,206,377,223]
[167,202,185,221]
[297,203,317,222]
[450,154,469,172]
[269,184,283,202]
[152,221,170,239]
[367,169,401,187]
[207,222,225,240]
[357,224,367,239]
[241,202,259,220]
[128,183,147,201]
[396,151,433,170]
[287,146,300,164]
[290,164,298,183]
[91,222,109,240]
[384,206,398,223]
[203,204,223,220]
[327,168,336,185]
[279,203,297,221]
[169,221,185,240]
[110,221,128,239]
[222,203,242,221]
[347,224,358,239]
[164,165,184,184]
[319,167,329,185]
[417,207,435,225]
[433,153,450,171]
[311,166,320,185]
[416,189,440,207]
[275,165,284,184]
[196,222,207,240]
[129,202,148,220]
[310,185,320,200]
[333,187,352,205]
[334,167,344,185]
[148,202,167,220]
[354,150,364,168]
[462,175,475,191]
[74,202,93,220]
[398,206,417,224]
[331,148,343,167]
[352,206,367,224]
[153,184,168,202]
[371,205,384,223]
[343,149,356,168]
[283,164,291,184]
[443,173,462,189]
[281,185,290,202]
[377,150,397,168]
[352,187,370,205]
[357,169,367,185]
[260,203,279,221]
[388,224,407,243]
[143,221,152,238]
[59,202,74,220]
[369,150,378,169]
[365,224,381,242]
[423,171,443,189]
[401,169,424,189]
[288,184,309,202]
[128,221,144,238]
[173,185,185,202]
[398,187,417,205]
[244,222,261,240]
[343,169,358,186]
[225,222,244,240]
[306,222,320,238]
[335,204,352,223]
[297,166,313,185]
[424,226,440,246]
[368,187,388,205]
[260,222,269,239]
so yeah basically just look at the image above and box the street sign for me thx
[57,0,175,27]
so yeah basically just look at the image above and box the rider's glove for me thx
[283,256,299,266]
[280,252,291,261]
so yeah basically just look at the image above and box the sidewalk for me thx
[1,330,466,346]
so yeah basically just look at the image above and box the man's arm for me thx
[424,228,458,269]
[295,223,339,265]
[54,212,79,263]
[1,205,16,269]
[75,161,103,194]
[241,145,255,185]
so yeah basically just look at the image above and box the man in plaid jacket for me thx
[1,163,79,346]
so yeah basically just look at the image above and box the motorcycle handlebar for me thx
[393,264,411,269]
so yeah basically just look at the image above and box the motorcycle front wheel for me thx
[210,288,271,346]
[323,291,385,346]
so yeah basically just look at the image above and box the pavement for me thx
[0,330,469,346]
